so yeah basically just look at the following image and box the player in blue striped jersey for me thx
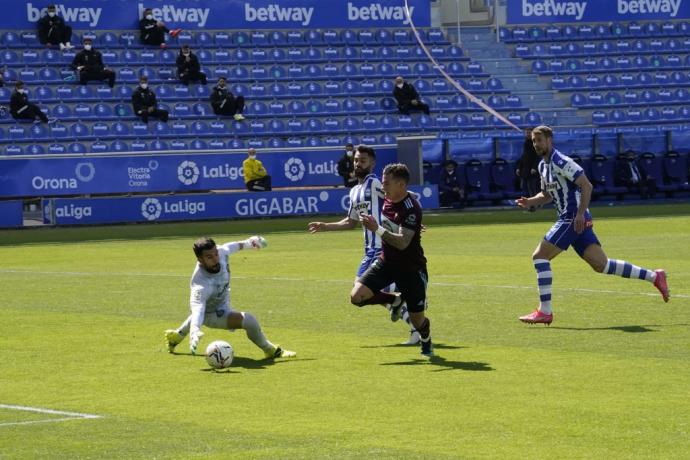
[308,145,420,344]
[516,126,669,325]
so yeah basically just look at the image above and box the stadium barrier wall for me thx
[9,0,431,30]
[0,200,23,228]
[508,0,690,24]
[0,148,397,198]
[42,185,439,225]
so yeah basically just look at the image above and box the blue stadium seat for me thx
[190,139,208,150]
[505,95,522,108]
[232,31,250,46]
[287,31,305,44]
[26,144,46,155]
[639,152,671,192]
[30,124,49,140]
[214,31,231,46]
[643,108,661,122]
[323,29,341,44]
[661,107,678,120]
[8,125,27,141]
[267,101,285,116]
[91,122,110,138]
[663,151,690,190]
[4,144,23,155]
[52,104,71,118]
[110,140,129,152]
[118,32,136,46]
[610,109,628,123]
[210,121,228,135]
[171,121,189,136]
[130,140,149,152]
[1,31,20,47]
[191,121,209,136]
[132,122,149,137]
[150,140,169,151]
[249,120,267,134]
[214,49,231,64]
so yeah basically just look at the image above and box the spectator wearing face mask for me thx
[439,160,466,208]
[131,76,169,123]
[210,77,245,121]
[37,4,73,50]
[392,76,430,116]
[337,143,358,188]
[10,80,54,123]
[176,45,207,86]
[71,38,116,88]
[243,149,272,192]
[139,7,181,48]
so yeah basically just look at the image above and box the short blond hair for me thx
[532,125,553,138]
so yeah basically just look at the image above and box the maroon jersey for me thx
[380,192,426,271]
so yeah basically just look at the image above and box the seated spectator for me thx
[139,7,181,48]
[615,150,656,199]
[393,76,430,115]
[37,4,73,50]
[0,73,4,87]
[71,38,116,88]
[177,45,207,86]
[210,77,245,121]
[10,81,54,124]
[131,76,168,123]
[243,148,272,191]
[439,160,466,208]
[337,143,357,188]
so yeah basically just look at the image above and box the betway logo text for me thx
[348,3,416,24]
[138,3,210,27]
[245,3,314,26]
[618,0,682,16]
[521,0,588,20]
[27,3,102,27]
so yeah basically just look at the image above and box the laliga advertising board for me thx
[9,0,430,29]
[508,0,689,23]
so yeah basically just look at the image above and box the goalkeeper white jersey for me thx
[189,242,240,332]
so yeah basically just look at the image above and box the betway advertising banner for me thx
[42,186,439,225]
[0,149,396,198]
[508,0,690,23]
[12,0,430,29]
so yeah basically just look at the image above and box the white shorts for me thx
[202,306,236,330]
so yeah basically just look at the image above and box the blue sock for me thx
[534,258,553,314]
[604,259,655,282]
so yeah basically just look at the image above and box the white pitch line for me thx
[0,269,687,299]
[0,404,102,427]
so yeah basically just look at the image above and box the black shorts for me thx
[359,258,428,312]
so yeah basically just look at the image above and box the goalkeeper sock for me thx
[176,315,192,337]
[241,312,272,351]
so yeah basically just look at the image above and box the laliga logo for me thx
[284,157,305,182]
[141,198,162,221]
[177,160,200,185]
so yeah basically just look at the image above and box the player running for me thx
[164,236,296,359]
[351,163,433,357]
[516,125,669,325]
[308,145,420,345]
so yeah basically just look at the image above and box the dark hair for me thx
[181,44,190,50]
[383,163,410,184]
[345,143,354,149]
[47,4,56,9]
[193,237,216,257]
[83,37,93,43]
[355,144,376,159]
[532,125,553,139]
[139,75,148,82]
[15,80,24,88]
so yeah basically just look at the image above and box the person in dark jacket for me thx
[71,38,116,87]
[10,80,52,123]
[516,128,540,199]
[37,4,73,50]
[337,143,357,188]
[131,76,168,123]
[139,7,181,48]
[615,150,656,199]
[176,45,207,85]
[392,76,430,115]
[210,77,245,121]
[439,160,466,208]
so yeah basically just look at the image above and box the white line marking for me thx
[1,269,687,299]
[0,404,102,427]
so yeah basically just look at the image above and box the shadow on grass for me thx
[172,351,315,371]
[360,343,465,350]
[381,356,494,372]
[543,324,690,333]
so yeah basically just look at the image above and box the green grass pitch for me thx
[1,204,689,459]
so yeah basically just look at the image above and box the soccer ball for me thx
[205,340,234,369]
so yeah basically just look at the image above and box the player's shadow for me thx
[361,343,466,350]
[381,356,494,372]
[174,351,314,371]
[547,324,689,333]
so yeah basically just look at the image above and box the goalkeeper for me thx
[164,236,296,359]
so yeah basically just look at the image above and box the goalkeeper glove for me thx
[190,329,204,355]
[243,235,267,249]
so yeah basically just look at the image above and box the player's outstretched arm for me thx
[516,191,552,209]
[308,217,357,233]
[239,235,268,250]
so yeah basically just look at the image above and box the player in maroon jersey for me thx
[350,163,433,357]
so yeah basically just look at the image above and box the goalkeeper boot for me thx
[164,329,184,353]
[264,345,297,359]
[388,294,404,322]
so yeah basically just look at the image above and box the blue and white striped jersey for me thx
[348,173,385,250]
[539,149,588,218]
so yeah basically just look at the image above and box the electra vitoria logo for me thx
[31,162,95,191]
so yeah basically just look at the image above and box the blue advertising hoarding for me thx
[0,149,397,198]
[43,186,439,225]
[0,201,23,228]
[508,0,690,24]
[9,0,430,30]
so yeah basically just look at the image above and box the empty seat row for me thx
[515,39,690,58]
[592,107,690,125]
[1,28,447,49]
[501,21,690,43]
[571,88,690,108]
[0,44,467,66]
[532,55,690,74]
[551,71,690,90]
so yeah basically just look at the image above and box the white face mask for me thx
[183,52,190,56]
[146,14,153,20]
[48,11,56,17]
[84,44,92,51]
[396,83,404,89]
[17,88,25,94]
[140,83,148,89]
[249,155,256,160]
[346,150,353,157]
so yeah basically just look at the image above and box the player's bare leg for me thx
[519,240,562,325]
